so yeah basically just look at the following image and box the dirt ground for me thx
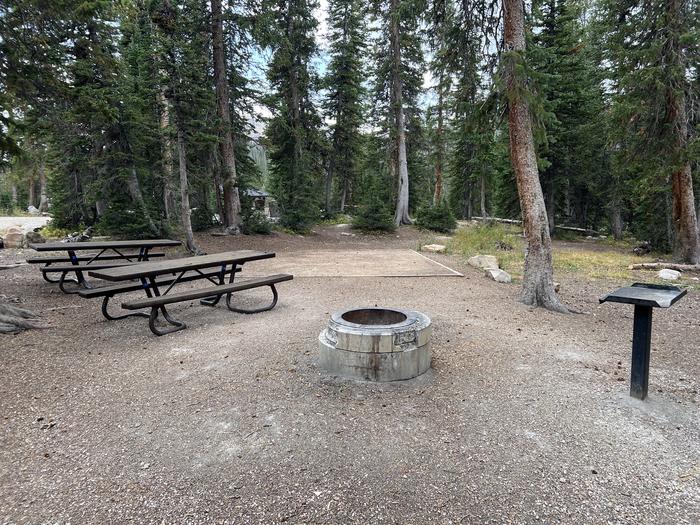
[1,225,699,524]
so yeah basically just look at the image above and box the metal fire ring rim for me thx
[329,307,425,333]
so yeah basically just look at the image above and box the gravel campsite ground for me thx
[1,224,699,524]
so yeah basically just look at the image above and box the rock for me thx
[340,232,356,237]
[657,269,681,281]
[484,268,512,283]
[554,281,561,292]
[0,237,3,249]
[2,226,25,248]
[27,205,40,216]
[468,254,499,270]
[422,244,446,253]
[25,231,45,244]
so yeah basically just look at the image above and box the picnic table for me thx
[27,239,181,293]
[87,250,293,336]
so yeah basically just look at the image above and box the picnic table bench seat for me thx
[78,267,242,321]
[122,274,293,335]
[26,252,166,264]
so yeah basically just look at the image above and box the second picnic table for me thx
[87,250,293,335]
[28,239,181,293]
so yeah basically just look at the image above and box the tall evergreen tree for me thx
[323,0,367,214]
[261,0,324,232]
[600,0,700,261]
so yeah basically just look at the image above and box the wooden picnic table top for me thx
[29,239,182,251]
[88,250,274,282]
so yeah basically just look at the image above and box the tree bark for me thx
[27,177,35,209]
[609,202,623,240]
[666,0,699,262]
[158,90,176,222]
[504,0,567,312]
[176,125,203,255]
[11,185,17,207]
[480,171,487,220]
[390,0,411,225]
[38,159,49,213]
[127,167,158,235]
[211,0,242,233]
[433,75,444,204]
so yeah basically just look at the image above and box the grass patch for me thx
[450,222,700,289]
[449,223,525,277]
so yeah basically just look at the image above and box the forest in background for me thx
[1,0,699,256]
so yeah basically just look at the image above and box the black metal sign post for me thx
[600,283,686,400]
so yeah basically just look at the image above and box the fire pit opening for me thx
[341,308,407,326]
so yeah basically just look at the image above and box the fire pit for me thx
[319,307,432,381]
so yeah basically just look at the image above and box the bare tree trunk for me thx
[390,0,411,225]
[11,185,18,207]
[433,77,444,204]
[504,0,567,313]
[480,172,487,220]
[158,90,176,222]
[27,178,35,209]
[466,181,472,220]
[176,126,203,255]
[545,181,555,234]
[38,160,49,213]
[340,178,348,212]
[666,0,699,262]
[609,203,623,240]
[127,168,158,235]
[211,0,242,233]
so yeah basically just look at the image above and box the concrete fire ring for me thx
[318,307,432,381]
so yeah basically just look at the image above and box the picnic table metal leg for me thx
[630,304,653,400]
[100,295,149,321]
[58,270,91,294]
[226,284,279,314]
[41,263,63,283]
[142,277,186,336]
[200,263,235,307]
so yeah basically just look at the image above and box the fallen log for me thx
[470,216,600,236]
[628,262,700,272]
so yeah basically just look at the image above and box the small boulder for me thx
[657,269,681,281]
[485,268,512,283]
[25,231,46,244]
[422,244,446,253]
[26,205,40,216]
[468,254,499,270]
[2,226,25,248]
[554,281,561,292]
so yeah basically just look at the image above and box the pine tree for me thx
[261,0,324,232]
[600,0,700,260]
[323,0,367,214]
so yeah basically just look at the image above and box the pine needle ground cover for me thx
[447,223,697,287]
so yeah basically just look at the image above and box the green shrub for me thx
[241,210,272,235]
[352,193,396,232]
[415,202,457,233]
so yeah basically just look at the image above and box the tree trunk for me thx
[609,202,623,240]
[665,0,699,263]
[504,0,567,313]
[480,172,487,220]
[38,160,49,213]
[176,126,203,255]
[390,0,411,225]
[433,76,444,204]
[11,185,17,207]
[211,0,242,233]
[158,90,176,222]
[127,167,158,235]
[545,181,555,234]
[27,178,35,209]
